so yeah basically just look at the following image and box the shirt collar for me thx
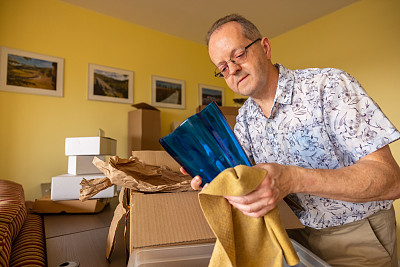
[274,63,294,105]
[245,63,294,115]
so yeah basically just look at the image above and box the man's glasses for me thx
[214,38,261,78]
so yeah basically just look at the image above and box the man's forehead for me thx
[208,25,249,64]
[209,22,245,44]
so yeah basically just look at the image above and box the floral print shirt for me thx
[234,64,400,229]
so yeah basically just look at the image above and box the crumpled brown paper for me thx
[78,155,194,261]
[79,156,193,201]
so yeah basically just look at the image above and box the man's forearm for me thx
[293,145,400,203]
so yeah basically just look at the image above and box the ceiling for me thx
[59,0,359,45]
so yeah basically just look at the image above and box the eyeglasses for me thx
[214,38,261,78]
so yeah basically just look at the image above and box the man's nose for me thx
[227,61,241,75]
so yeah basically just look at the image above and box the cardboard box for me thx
[129,151,303,254]
[170,121,181,132]
[32,195,108,213]
[65,136,117,156]
[196,105,239,129]
[128,103,161,153]
[51,174,115,200]
[68,155,104,175]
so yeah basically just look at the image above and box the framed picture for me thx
[151,75,185,109]
[198,84,225,106]
[88,63,134,104]
[0,47,64,97]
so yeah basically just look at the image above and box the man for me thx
[186,14,400,266]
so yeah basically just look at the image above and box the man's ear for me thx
[261,37,272,59]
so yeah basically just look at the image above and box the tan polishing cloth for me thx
[198,165,300,267]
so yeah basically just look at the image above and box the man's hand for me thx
[225,163,295,218]
[180,167,204,190]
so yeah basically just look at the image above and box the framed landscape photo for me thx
[0,47,64,97]
[151,75,185,109]
[199,84,225,106]
[88,63,133,104]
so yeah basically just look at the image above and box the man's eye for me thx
[234,51,245,59]
[219,64,228,72]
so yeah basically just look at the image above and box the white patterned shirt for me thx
[234,64,400,229]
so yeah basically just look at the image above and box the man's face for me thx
[208,22,270,98]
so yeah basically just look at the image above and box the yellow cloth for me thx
[198,165,300,267]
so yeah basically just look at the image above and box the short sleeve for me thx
[322,70,400,163]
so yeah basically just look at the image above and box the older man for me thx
[186,14,400,266]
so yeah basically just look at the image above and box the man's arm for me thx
[225,145,400,218]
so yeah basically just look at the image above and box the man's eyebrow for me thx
[215,47,242,66]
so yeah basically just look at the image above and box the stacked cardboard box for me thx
[50,135,117,201]
[128,103,162,153]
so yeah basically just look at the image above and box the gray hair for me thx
[206,14,262,46]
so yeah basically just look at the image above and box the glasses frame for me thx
[214,38,261,78]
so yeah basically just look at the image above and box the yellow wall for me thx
[271,0,400,257]
[2,0,400,256]
[0,0,232,200]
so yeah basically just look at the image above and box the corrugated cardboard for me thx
[132,150,181,172]
[128,103,161,153]
[196,105,239,129]
[32,195,107,213]
[170,121,181,132]
[51,174,115,200]
[129,151,304,253]
[65,136,117,156]
[130,191,215,251]
[68,155,104,175]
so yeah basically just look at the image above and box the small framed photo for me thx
[151,75,185,109]
[88,63,134,104]
[199,84,225,106]
[0,47,64,97]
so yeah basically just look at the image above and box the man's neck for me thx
[252,64,279,118]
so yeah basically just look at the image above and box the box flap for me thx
[132,150,181,172]
[32,195,107,213]
[196,105,239,115]
[278,201,304,229]
[132,102,160,111]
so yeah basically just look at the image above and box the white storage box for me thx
[65,136,117,156]
[68,155,104,175]
[51,174,115,200]
[127,240,331,267]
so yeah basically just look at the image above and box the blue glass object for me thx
[159,102,252,186]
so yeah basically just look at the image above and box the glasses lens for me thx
[215,64,228,78]
[214,71,224,78]
[232,49,246,64]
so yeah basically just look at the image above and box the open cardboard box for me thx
[129,151,304,254]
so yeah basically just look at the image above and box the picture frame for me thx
[88,63,134,104]
[151,75,185,109]
[0,47,64,97]
[198,84,225,106]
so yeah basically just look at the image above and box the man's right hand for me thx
[180,167,203,190]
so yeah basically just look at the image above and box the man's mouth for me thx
[237,74,249,86]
